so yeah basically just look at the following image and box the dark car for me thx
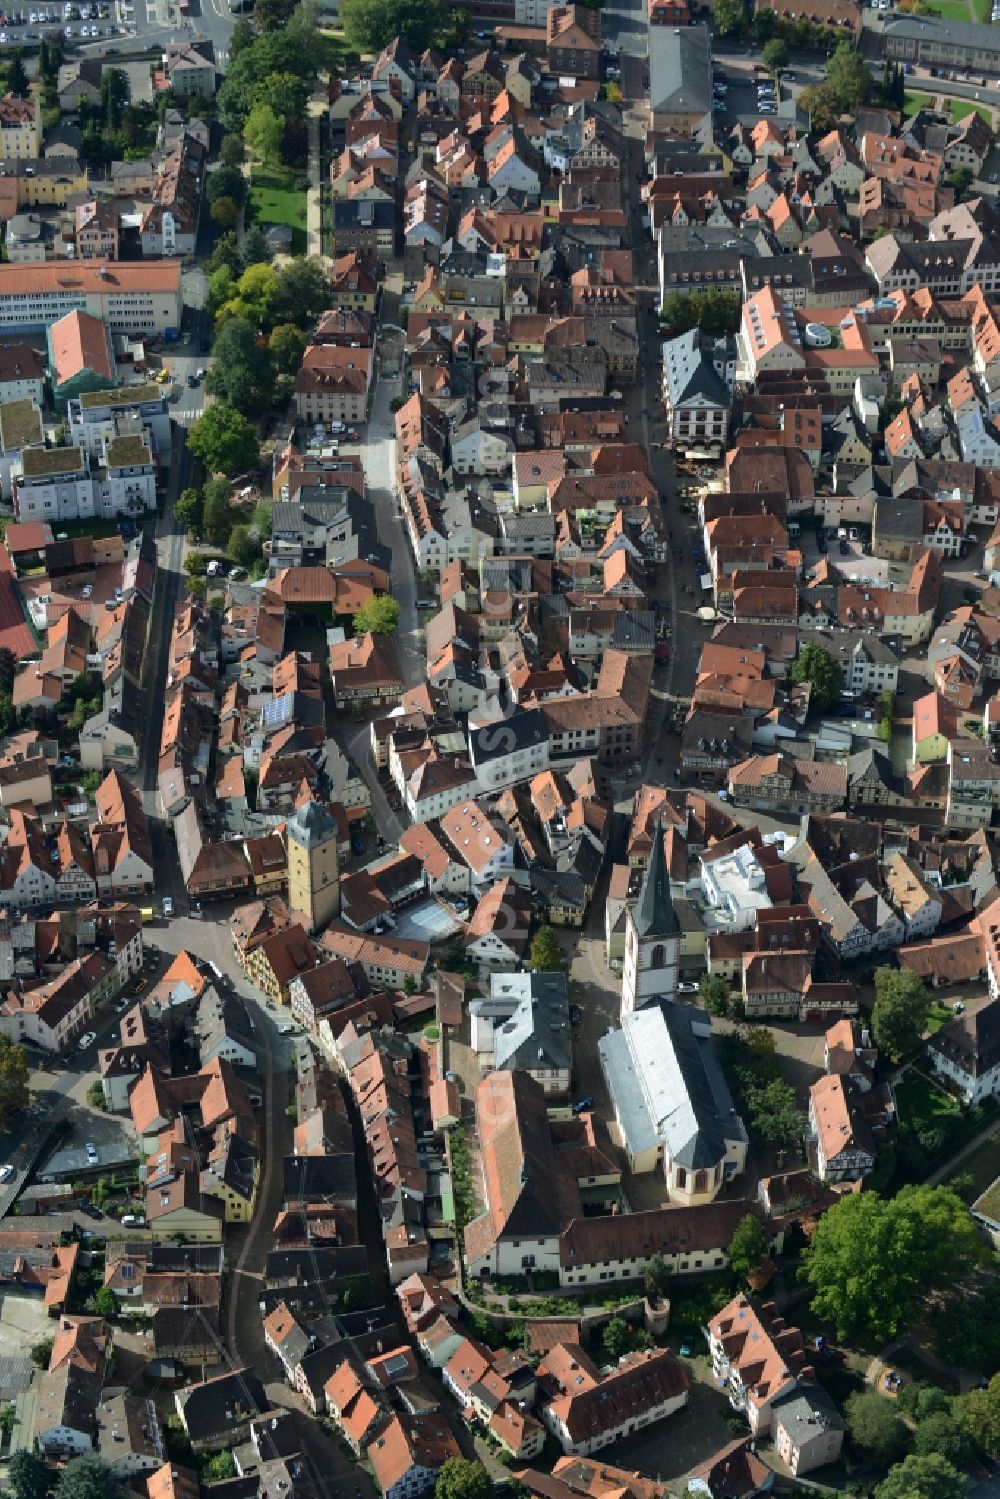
[839,539,850,554]
[351,837,365,857]
[572,1095,594,1115]
[569,1005,583,1025]
[187,373,199,388]
[817,531,827,553]
[78,1200,103,1221]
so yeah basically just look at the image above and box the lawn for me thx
[50,517,123,541]
[246,167,307,256]
[948,1133,1000,1200]
[926,1000,956,1033]
[895,1072,961,1130]
[927,0,973,17]
[903,91,935,115]
[949,98,993,125]
[971,0,993,20]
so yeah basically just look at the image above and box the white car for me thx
[0,1165,13,1184]
[677,982,700,995]
[162,896,174,918]
[85,1142,98,1163]
[77,1031,97,1049]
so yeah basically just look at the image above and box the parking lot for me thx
[0,1294,53,1361]
[0,0,118,46]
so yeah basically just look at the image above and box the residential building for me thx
[928,999,1000,1104]
[0,261,183,335]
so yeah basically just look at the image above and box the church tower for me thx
[286,800,340,933]
[621,819,681,1019]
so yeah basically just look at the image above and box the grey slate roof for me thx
[648,22,711,116]
[632,820,679,938]
[599,999,746,1169]
[475,970,572,1074]
[662,329,731,411]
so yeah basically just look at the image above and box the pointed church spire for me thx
[633,819,679,938]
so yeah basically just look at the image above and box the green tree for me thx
[0,1401,17,1437]
[241,225,270,268]
[660,288,742,337]
[341,0,451,53]
[353,594,401,635]
[175,487,203,534]
[0,691,15,739]
[86,1080,106,1109]
[958,1374,1000,1457]
[744,1026,776,1055]
[826,40,872,111]
[229,525,262,570]
[253,499,274,539]
[788,641,843,711]
[798,81,842,134]
[802,1186,985,1343]
[100,67,130,129]
[244,102,282,165]
[0,648,15,693]
[206,163,249,209]
[871,967,932,1059]
[728,1214,770,1281]
[945,165,974,202]
[188,405,260,476]
[220,134,246,168]
[699,973,733,1016]
[761,37,789,73]
[210,196,240,232]
[273,257,334,329]
[184,550,207,578]
[875,1454,963,1499]
[914,1413,971,1468]
[754,3,777,37]
[434,1459,492,1499]
[55,1455,129,1499]
[205,318,275,417]
[529,924,567,973]
[252,70,309,123]
[643,1253,670,1299]
[745,1077,801,1144]
[93,1286,120,1319]
[200,1453,236,1483]
[9,1451,56,1499]
[7,50,30,97]
[601,1317,635,1361]
[268,322,307,375]
[845,1391,911,1465]
[207,231,242,278]
[229,15,256,53]
[712,0,747,35]
[202,479,236,548]
[0,1033,29,1131]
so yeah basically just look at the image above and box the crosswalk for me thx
[175,408,202,424]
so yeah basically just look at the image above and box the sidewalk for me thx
[306,89,327,261]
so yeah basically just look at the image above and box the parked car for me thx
[570,1005,583,1025]
[162,896,174,918]
[678,981,699,994]
[77,1031,96,1050]
[0,1165,13,1184]
[85,1142,98,1163]
[572,1095,594,1115]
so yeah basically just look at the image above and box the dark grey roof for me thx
[470,706,547,766]
[648,22,711,116]
[611,610,655,651]
[632,820,679,939]
[281,1153,357,1206]
[175,1368,268,1442]
[475,970,571,1073]
[662,329,731,411]
[929,998,1000,1079]
[883,11,1000,49]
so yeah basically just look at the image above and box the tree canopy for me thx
[341,0,451,53]
[957,1372,1000,1457]
[727,1214,770,1281]
[56,1455,130,1499]
[699,973,735,1017]
[660,288,741,337]
[802,1186,985,1342]
[712,0,747,36]
[529,924,567,973]
[871,966,932,1059]
[187,405,260,476]
[788,641,843,710]
[844,1391,911,1465]
[353,595,400,635]
[875,1454,964,1499]
[761,38,789,73]
[8,1452,56,1499]
[205,318,275,418]
[206,163,248,210]
[0,1034,29,1132]
[826,40,873,111]
[434,1459,492,1499]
